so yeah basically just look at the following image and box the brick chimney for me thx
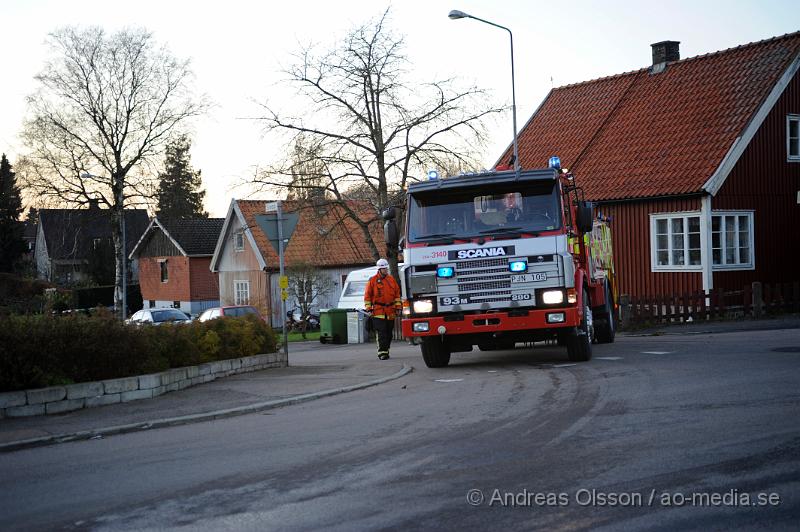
[650,40,680,74]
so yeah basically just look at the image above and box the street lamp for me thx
[449,9,520,177]
[80,172,127,320]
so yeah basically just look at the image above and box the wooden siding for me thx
[597,196,703,297]
[138,229,182,258]
[139,256,191,301]
[218,270,270,317]
[217,215,263,272]
[189,257,219,300]
[266,265,366,327]
[713,69,800,289]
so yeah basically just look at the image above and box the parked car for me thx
[127,308,191,326]
[197,305,265,322]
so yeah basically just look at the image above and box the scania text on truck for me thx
[382,158,617,368]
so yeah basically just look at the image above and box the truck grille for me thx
[453,257,514,302]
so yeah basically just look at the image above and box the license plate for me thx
[511,273,547,283]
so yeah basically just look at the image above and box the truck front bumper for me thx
[401,307,580,337]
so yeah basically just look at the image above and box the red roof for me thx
[500,32,800,201]
[236,199,384,269]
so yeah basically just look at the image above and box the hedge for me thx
[0,310,278,392]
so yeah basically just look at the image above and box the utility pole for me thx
[268,201,289,361]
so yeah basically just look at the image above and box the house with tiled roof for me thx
[35,204,149,286]
[129,217,224,314]
[496,33,800,297]
[211,199,383,326]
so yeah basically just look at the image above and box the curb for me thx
[0,364,413,453]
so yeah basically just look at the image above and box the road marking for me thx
[552,363,577,368]
[435,379,464,383]
[641,351,672,355]
[487,370,498,373]
[596,357,623,361]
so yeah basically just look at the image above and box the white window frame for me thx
[650,212,703,272]
[711,211,755,271]
[234,280,250,305]
[159,259,168,283]
[788,114,800,162]
[234,231,245,252]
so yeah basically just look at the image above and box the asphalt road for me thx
[1,327,799,531]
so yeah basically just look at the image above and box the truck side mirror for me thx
[381,207,396,221]
[576,201,594,233]
[384,219,399,248]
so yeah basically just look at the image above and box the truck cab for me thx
[389,165,616,368]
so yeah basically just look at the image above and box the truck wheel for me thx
[594,282,616,344]
[421,337,451,368]
[567,289,593,362]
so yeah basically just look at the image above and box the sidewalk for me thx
[619,314,800,337]
[0,341,413,452]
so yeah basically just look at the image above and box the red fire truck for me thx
[382,159,617,368]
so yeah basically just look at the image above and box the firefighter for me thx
[364,258,402,360]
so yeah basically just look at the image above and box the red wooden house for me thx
[129,217,224,315]
[497,33,800,298]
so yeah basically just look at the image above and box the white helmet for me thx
[376,258,389,268]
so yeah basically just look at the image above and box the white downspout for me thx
[700,194,713,294]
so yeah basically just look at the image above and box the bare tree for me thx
[286,262,334,339]
[252,9,503,276]
[21,26,208,316]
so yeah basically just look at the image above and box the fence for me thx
[622,281,800,327]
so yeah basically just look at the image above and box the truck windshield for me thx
[407,182,561,243]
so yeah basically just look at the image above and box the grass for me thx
[285,330,321,342]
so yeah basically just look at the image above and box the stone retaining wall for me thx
[0,352,287,419]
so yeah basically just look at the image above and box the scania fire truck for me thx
[383,159,617,368]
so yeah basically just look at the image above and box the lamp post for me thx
[80,172,126,321]
[448,9,520,177]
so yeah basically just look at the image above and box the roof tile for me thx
[499,32,800,201]
[236,200,384,269]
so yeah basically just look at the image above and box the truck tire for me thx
[594,282,616,344]
[566,289,593,362]
[421,337,452,368]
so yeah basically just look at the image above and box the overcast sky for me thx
[2,0,797,217]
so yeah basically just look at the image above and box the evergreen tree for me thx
[156,135,208,219]
[0,154,26,272]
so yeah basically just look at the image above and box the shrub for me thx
[0,313,278,392]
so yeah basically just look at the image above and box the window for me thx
[788,114,800,161]
[234,231,244,251]
[149,300,156,308]
[712,212,754,269]
[160,260,168,283]
[234,280,250,305]
[92,238,102,250]
[651,213,702,271]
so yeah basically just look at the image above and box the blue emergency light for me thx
[548,156,561,170]
[427,169,440,180]
[436,266,455,278]
[509,261,527,273]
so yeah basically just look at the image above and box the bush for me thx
[0,313,278,392]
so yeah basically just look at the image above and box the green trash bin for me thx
[319,308,349,344]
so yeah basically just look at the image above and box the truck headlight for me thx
[412,299,434,314]
[542,290,565,305]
